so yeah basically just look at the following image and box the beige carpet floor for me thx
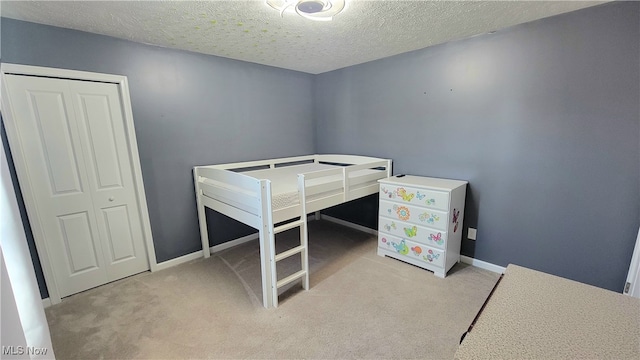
[45,220,500,359]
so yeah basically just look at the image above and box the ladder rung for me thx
[274,219,304,234]
[277,270,307,289]
[275,245,306,262]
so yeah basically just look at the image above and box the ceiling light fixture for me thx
[265,0,347,21]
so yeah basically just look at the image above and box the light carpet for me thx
[45,220,500,359]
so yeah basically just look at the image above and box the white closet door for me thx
[4,75,148,297]
[70,81,149,281]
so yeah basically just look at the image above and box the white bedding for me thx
[242,163,378,210]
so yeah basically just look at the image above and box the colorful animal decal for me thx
[392,239,409,255]
[452,209,460,233]
[395,205,411,221]
[419,212,440,224]
[417,191,436,205]
[384,222,397,232]
[411,245,422,256]
[397,188,415,202]
[423,249,440,263]
[429,232,443,245]
[404,226,418,238]
[381,186,397,199]
[380,186,396,199]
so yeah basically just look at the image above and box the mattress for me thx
[242,163,378,210]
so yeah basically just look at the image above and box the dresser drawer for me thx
[379,184,449,211]
[378,216,447,249]
[379,199,449,230]
[379,200,449,230]
[378,233,445,268]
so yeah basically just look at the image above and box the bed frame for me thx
[194,154,392,308]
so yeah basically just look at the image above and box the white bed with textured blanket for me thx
[194,154,392,308]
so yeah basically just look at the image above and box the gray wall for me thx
[2,1,639,298]
[315,2,639,292]
[1,18,315,298]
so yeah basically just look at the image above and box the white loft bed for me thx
[194,154,392,308]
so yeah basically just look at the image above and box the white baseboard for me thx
[318,216,505,275]
[210,233,259,253]
[320,215,378,236]
[153,216,373,272]
[155,250,204,271]
[460,255,506,274]
[154,234,263,271]
[153,219,506,279]
[42,298,51,308]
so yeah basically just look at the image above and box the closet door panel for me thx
[4,75,108,296]
[71,81,148,281]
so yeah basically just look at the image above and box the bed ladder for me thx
[267,176,311,308]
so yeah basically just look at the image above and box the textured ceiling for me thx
[1,0,608,74]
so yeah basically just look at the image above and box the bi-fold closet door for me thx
[4,74,150,299]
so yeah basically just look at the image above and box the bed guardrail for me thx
[344,160,391,200]
[316,154,386,165]
[194,166,269,258]
[196,168,261,214]
[194,154,392,308]
[298,167,346,213]
[211,155,317,171]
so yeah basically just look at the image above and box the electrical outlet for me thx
[468,228,477,241]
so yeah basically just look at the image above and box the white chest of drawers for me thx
[377,175,467,278]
